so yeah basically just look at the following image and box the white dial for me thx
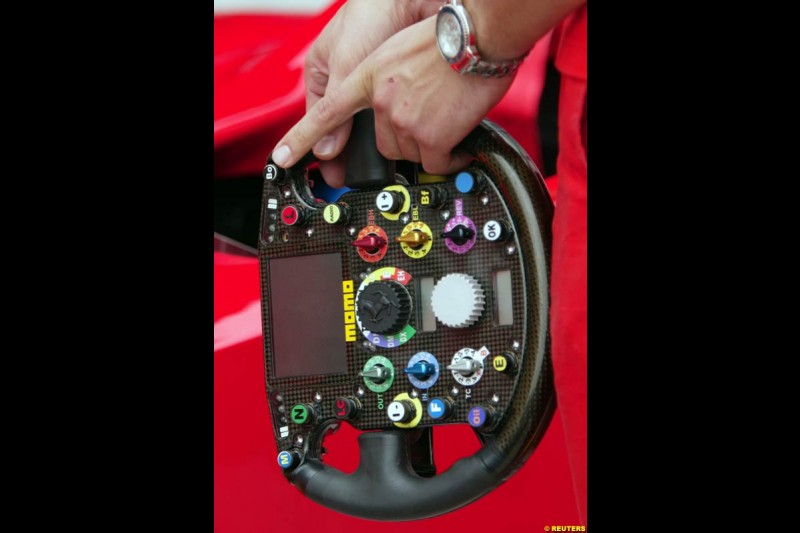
[430,273,485,328]
[436,11,463,60]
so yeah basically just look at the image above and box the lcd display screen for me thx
[268,253,348,378]
[492,269,514,326]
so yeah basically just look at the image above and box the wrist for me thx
[460,0,534,61]
[464,0,587,60]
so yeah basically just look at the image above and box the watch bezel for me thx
[436,3,478,69]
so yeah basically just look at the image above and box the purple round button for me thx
[467,406,487,428]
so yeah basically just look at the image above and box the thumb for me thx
[271,69,371,168]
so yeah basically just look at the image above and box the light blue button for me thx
[277,451,294,469]
[455,172,476,194]
[428,398,447,419]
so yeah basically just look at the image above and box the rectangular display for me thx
[268,253,348,378]
[493,269,514,326]
[419,276,437,332]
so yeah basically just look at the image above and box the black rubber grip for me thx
[291,432,505,521]
[343,109,396,189]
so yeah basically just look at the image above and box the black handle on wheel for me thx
[290,432,505,521]
[343,109,396,189]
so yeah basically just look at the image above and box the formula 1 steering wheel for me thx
[261,110,554,521]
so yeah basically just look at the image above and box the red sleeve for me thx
[549,3,588,525]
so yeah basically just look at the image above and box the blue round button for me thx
[467,406,487,427]
[277,451,294,469]
[455,172,476,194]
[428,398,447,419]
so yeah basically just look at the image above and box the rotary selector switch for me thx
[404,352,440,389]
[356,280,412,335]
[447,346,491,386]
[360,356,395,393]
[442,199,477,254]
[354,267,416,348]
[396,221,433,259]
[441,225,474,246]
[353,225,389,263]
[430,273,485,328]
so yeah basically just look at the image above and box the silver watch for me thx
[435,0,526,78]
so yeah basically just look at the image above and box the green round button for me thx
[290,404,310,424]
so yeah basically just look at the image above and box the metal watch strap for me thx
[463,54,527,78]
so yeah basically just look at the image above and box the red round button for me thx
[281,205,302,226]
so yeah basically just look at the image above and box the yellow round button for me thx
[323,203,342,224]
[493,355,508,372]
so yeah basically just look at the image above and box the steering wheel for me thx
[263,110,554,521]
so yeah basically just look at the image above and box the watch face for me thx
[436,9,463,61]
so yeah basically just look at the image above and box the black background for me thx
[22,1,760,530]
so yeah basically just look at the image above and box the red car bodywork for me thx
[214,2,577,531]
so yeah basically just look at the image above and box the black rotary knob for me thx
[441,225,474,246]
[356,280,412,334]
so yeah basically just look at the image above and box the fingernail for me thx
[314,135,336,156]
[272,145,292,167]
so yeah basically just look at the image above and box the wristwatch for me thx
[435,0,527,78]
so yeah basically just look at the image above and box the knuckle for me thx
[416,131,439,152]
[376,137,399,160]
[422,157,448,175]
[313,94,336,125]
[390,111,409,133]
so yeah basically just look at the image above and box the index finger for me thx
[271,70,372,168]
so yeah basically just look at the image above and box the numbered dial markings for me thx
[448,346,491,386]
[397,221,433,259]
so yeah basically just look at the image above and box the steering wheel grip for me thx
[293,433,502,520]
[283,117,555,521]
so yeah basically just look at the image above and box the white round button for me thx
[482,220,505,242]
[376,191,397,212]
[387,401,409,422]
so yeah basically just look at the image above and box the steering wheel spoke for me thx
[407,427,436,478]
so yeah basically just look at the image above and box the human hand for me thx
[272,16,515,184]
[302,0,441,187]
